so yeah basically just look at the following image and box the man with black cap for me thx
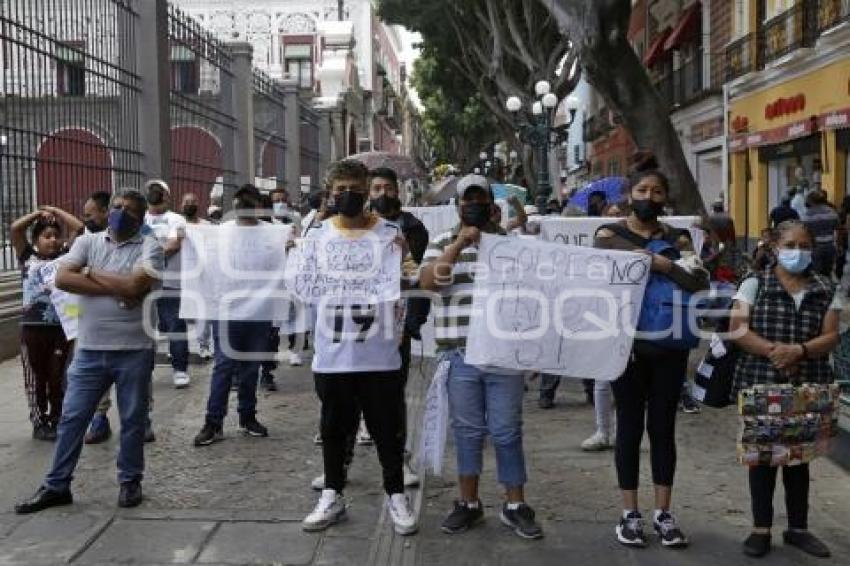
[420,174,544,540]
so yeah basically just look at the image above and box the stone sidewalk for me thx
[1,349,850,565]
[0,349,429,565]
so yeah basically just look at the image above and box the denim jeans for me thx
[205,320,271,425]
[45,348,154,490]
[446,350,527,488]
[157,293,188,372]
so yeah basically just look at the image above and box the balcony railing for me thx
[817,0,850,32]
[725,33,759,82]
[762,1,818,65]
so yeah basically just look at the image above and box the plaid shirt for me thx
[734,270,835,391]
[421,222,504,351]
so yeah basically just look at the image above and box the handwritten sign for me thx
[285,230,401,305]
[417,359,451,475]
[180,223,292,321]
[464,235,650,380]
[39,260,79,341]
[540,216,704,254]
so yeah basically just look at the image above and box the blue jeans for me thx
[205,320,271,425]
[45,349,154,490]
[157,293,188,372]
[446,350,527,488]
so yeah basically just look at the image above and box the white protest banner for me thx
[39,260,79,340]
[403,205,458,238]
[464,235,651,380]
[285,230,401,305]
[180,223,292,321]
[540,216,704,254]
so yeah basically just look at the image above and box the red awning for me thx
[643,27,672,67]
[664,2,702,51]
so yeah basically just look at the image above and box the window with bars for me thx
[56,42,85,96]
[283,43,313,89]
[170,45,199,94]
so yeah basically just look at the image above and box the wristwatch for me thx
[81,266,92,278]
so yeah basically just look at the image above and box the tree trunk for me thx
[538,0,706,215]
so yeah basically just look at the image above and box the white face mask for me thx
[272,202,287,216]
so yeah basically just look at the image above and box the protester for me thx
[301,160,416,536]
[144,179,190,388]
[594,154,709,548]
[587,190,607,217]
[14,189,164,513]
[180,193,213,360]
[770,193,800,228]
[420,174,543,540]
[801,190,839,277]
[82,191,111,234]
[730,220,839,559]
[11,206,82,441]
[193,184,273,446]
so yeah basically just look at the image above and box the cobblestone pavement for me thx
[1,349,849,565]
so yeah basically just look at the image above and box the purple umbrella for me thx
[568,177,628,212]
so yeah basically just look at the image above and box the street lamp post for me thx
[506,82,580,210]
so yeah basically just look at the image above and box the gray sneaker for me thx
[500,502,543,540]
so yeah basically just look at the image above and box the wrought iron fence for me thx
[167,2,236,211]
[252,69,286,189]
[299,100,321,194]
[817,0,850,33]
[762,0,818,65]
[725,33,759,82]
[0,0,143,270]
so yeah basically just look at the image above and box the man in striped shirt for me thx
[419,175,543,540]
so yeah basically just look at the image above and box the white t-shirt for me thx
[145,210,186,289]
[308,216,403,373]
[734,276,844,311]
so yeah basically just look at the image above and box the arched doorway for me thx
[170,126,221,211]
[36,128,112,218]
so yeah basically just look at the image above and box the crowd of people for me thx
[7,152,845,559]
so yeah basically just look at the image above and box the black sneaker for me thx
[14,486,73,514]
[193,422,224,446]
[260,374,278,392]
[239,417,269,437]
[616,511,647,547]
[118,480,143,508]
[743,532,771,557]
[144,422,156,443]
[653,511,688,547]
[783,529,830,558]
[500,502,543,540]
[681,393,701,414]
[32,423,55,442]
[441,500,484,534]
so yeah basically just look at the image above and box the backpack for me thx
[601,223,701,351]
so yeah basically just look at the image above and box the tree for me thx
[380,0,577,195]
[409,51,497,171]
[536,0,703,213]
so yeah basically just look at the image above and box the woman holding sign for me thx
[594,154,708,549]
[729,220,839,559]
[11,206,82,441]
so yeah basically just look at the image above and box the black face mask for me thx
[631,199,665,222]
[147,190,164,206]
[370,195,401,217]
[84,219,106,233]
[460,202,491,229]
[182,205,198,218]
[334,190,366,218]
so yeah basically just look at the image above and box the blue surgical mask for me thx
[777,249,812,273]
[108,208,140,238]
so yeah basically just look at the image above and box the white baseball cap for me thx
[456,174,493,201]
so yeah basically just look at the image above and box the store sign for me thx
[765,94,806,120]
[731,116,749,133]
[822,109,850,129]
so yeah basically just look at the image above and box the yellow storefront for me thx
[728,57,850,238]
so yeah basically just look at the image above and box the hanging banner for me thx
[464,234,651,380]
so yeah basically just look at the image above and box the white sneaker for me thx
[173,371,190,389]
[303,489,346,532]
[198,346,213,360]
[403,461,420,488]
[356,421,373,446]
[311,473,325,491]
[387,493,418,535]
[288,351,303,366]
[581,430,612,452]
